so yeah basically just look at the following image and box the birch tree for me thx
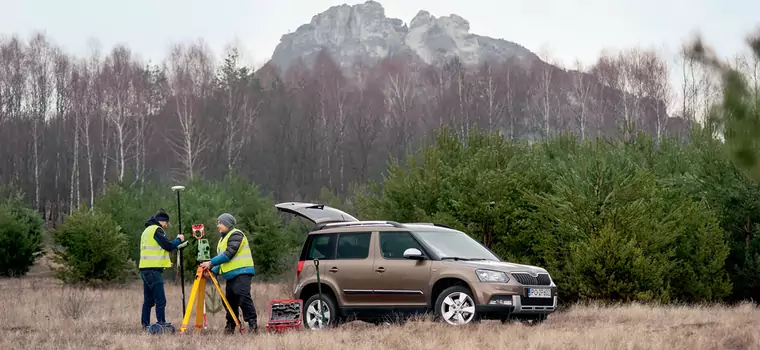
[103,46,138,184]
[165,41,213,180]
[25,33,55,210]
[569,60,594,141]
[476,62,505,131]
[529,61,556,140]
[383,59,418,160]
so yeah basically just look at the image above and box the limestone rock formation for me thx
[269,1,538,71]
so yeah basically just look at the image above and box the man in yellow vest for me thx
[200,213,258,334]
[139,208,185,331]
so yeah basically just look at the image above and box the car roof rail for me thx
[404,222,453,229]
[312,220,405,231]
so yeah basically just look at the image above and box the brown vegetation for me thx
[1,276,758,350]
[1,32,734,225]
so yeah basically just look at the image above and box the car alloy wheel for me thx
[304,294,335,330]
[435,286,477,325]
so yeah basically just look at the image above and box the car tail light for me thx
[296,260,305,276]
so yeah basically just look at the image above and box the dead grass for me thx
[1,276,759,350]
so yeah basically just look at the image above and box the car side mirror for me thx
[403,248,424,260]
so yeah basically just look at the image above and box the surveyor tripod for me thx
[179,224,244,334]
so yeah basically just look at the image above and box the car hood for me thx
[448,260,550,275]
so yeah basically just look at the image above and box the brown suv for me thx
[276,202,558,330]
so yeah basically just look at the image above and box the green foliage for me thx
[356,126,734,304]
[94,175,301,279]
[686,32,760,180]
[685,31,760,302]
[95,182,164,263]
[0,194,45,277]
[52,206,133,285]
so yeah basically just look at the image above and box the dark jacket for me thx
[209,228,255,279]
[141,217,181,271]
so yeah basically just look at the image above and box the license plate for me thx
[527,288,551,298]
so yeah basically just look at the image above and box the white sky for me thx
[1,0,758,105]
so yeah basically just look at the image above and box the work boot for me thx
[248,322,259,334]
[224,324,235,335]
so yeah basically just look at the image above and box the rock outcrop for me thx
[269,1,538,71]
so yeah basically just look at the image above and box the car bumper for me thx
[479,294,556,311]
[473,283,557,317]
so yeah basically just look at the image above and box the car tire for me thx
[434,285,479,325]
[303,293,339,330]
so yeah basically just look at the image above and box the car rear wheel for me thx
[434,286,479,325]
[303,293,338,330]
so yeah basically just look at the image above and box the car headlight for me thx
[476,269,509,283]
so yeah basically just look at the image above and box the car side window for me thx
[379,231,424,259]
[305,233,337,260]
[336,232,371,259]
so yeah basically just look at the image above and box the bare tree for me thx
[382,58,419,160]
[103,46,139,184]
[345,80,383,183]
[475,62,505,131]
[590,51,639,140]
[132,63,165,191]
[0,36,27,186]
[25,33,55,210]
[528,61,556,140]
[569,60,594,141]
[81,46,102,207]
[214,47,260,173]
[165,41,214,180]
[635,50,671,143]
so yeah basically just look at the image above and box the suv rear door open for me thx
[275,202,358,225]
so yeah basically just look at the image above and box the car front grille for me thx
[512,272,552,286]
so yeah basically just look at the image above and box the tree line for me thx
[2,29,760,304]
[2,32,748,224]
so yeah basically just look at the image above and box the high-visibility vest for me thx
[139,225,171,268]
[217,228,254,274]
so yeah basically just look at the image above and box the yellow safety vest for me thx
[217,228,254,274]
[139,225,171,268]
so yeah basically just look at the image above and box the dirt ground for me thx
[0,276,758,350]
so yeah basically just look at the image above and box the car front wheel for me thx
[303,293,338,330]
[434,286,479,325]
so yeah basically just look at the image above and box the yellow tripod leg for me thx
[180,267,203,334]
[194,276,206,332]
[207,271,243,333]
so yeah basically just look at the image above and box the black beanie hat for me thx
[154,208,170,222]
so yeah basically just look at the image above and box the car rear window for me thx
[302,233,337,260]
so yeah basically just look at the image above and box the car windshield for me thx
[412,229,500,261]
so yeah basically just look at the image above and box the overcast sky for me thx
[1,0,758,98]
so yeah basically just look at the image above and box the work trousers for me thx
[140,268,167,327]
[224,273,258,329]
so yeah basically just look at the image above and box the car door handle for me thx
[329,267,339,272]
[375,267,385,273]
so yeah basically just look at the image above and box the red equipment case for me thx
[265,299,303,333]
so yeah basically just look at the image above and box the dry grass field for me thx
[1,273,759,350]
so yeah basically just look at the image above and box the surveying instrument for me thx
[179,224,245,334]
